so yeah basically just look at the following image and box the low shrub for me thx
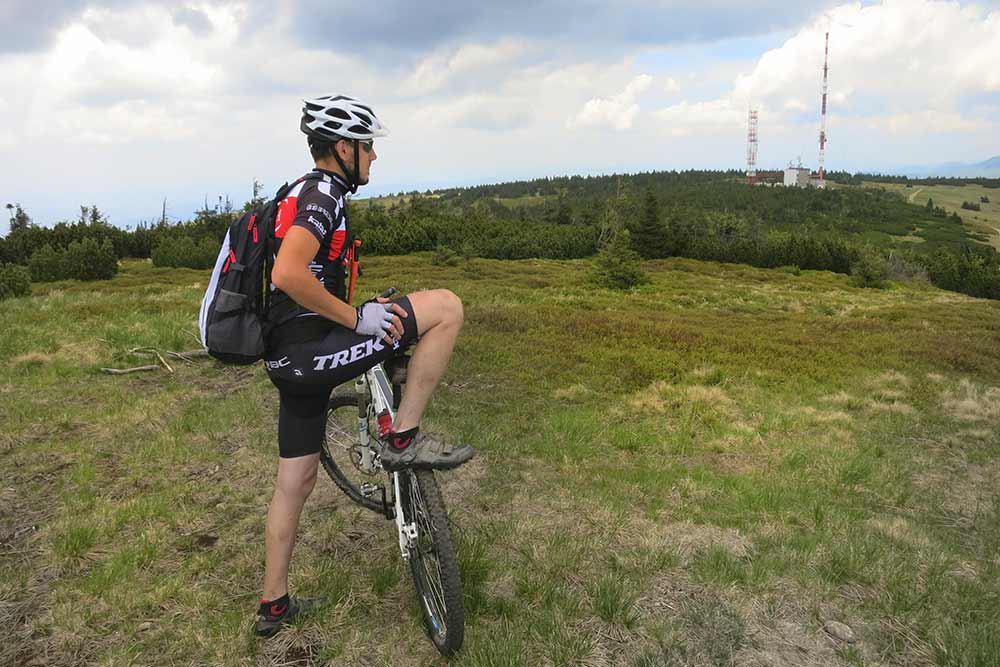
[28,244,67,282]
[886,252,929,283]
[152,236,218,269]
[0,263,31,300]
[850,247,890,288]
[431,243,460,266]
[64,238,118,280]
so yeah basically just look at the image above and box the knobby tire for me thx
[403,469,465,656]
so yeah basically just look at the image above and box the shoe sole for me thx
[382,455,474,473]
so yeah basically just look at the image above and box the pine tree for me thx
[631,189,663,258]
[588,228,649,289]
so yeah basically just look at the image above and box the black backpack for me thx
[198,173,323,364]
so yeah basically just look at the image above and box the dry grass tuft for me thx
[553,383,592,401]
[820,391,858,409]
[942,379,1000,422]
[630,381,738,417]
[793,406,853,424]
[646,520,752,563]
[868,517,931,549]
[8,352,56,366]
[871,370,911,388]
[866,400,917,416]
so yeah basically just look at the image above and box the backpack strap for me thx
[272,171,327,202]
[262,171,333,326]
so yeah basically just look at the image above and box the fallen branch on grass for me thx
[100,348,209,375]
[99,364,162,375]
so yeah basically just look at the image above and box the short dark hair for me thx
[308,136,341,161]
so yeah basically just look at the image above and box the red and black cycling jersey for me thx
[268,168,352,327]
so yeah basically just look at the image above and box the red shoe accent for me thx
[391,436,412,450]
[270,603,287,616]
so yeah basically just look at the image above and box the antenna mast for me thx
[818,31,829,185]
[746,108,759,185]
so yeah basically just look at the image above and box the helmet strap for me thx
[330,139,359,194]
[353,140,360,193]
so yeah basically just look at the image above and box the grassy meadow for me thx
[867,182,1000,250]
[3,255,1000,666]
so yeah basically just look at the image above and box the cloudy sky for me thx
[1,0,998,233]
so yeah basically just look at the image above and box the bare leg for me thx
[392,289,464,432]
[262,453,319,601]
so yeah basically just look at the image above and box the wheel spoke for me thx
[407,476,449,633]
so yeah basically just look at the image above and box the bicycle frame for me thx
[353,360,417,561]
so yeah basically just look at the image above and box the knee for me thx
[438,289,463,327]
[278,464,318,500]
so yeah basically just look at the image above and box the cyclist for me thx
[254,94,474,638]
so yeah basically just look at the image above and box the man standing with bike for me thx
[254,95,474,638]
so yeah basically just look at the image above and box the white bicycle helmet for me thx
[300,95,389,142]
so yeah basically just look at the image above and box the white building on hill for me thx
[783,167,811,187]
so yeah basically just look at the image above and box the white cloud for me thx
[566,74,653,131]
[400,39,527,96]
[654,99,745,137]
[2,0,1000,230]
[731,0,1000,123]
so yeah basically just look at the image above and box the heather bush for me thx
[0,263,31,300]
[64,238,118,280]
[28,244,67,282]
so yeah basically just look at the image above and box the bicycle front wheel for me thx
[320,394,385,514]
[402,469,465,656]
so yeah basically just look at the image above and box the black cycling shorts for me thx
[265,296,419,458]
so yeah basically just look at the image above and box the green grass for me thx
[3,256,1000,665]
[868,181,1000,249]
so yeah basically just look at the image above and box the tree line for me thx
[2,169,999,301]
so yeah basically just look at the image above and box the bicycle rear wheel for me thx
[401,469,465,656]
[319,394,385,514]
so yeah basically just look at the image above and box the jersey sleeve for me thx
[289,184,337,244]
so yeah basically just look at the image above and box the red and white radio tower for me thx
[746,108,759,185]
[817,31,829,184]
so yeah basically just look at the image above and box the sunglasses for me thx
[357,139,374,154]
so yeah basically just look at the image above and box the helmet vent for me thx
[323,120,343,130]
[328,108,351,120]
[346,124,368,134]
[354,112,372,125]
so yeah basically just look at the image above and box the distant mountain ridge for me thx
[889,156,1000,178]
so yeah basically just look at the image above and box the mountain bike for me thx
[318,298,465,657]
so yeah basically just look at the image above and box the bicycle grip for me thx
[379,287,398,299]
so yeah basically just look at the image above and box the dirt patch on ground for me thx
[867,517,932,549]
[631,518,752,564]
[634,576,869,667]
[915,455,1000,530]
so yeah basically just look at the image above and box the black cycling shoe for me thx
[255,597,313,638]
[379,432,475,472]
